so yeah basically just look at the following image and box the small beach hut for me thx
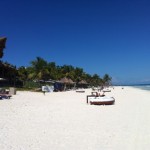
[68,78,74,84]
[78,80,88,88]
[78,80,87,84]
[60,77,70,84]
[59,77,69,91]
[68,78,76,90]
[59,77,75,91]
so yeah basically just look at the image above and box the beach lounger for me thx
[91,92,105,97]
[102,89,111,92]
[89,96,115,105]
[0,88,12,99]
[0,94,12,99]
[76,90,85,93]
[86,92,105,103]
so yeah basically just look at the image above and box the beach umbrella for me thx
[59,77,70,84]
[78,80,88,88]
[68,78,75,84]
[59,77,75,91]
[78,80,88,84]
[59,77,69,91]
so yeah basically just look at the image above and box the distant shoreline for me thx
[114,83,150,86]
[114,84,150,91]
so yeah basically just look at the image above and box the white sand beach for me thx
[0,87,150,150]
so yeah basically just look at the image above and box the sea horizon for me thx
[114,84,150,91]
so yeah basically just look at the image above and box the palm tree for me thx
[29,57,49,81]
[103,74,112,87]
[91,74,101,86]
[74,67,84,82]
[47,62,59,80]
[17,66,28,86]
[16,56,112,89]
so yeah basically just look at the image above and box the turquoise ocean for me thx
[132,84,150,91]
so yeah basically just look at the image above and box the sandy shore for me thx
[0,87,150,150]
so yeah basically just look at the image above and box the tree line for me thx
[0,57,112,88]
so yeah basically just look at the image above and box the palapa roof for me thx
[0,37,7,49]
[68,78,75,84]
[78,80,88,84]
[59,77,75,84]
[59,77,70,84]
[0,37,7,58]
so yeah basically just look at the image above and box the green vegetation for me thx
[0,57,112,89]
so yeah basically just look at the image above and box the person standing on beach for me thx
[42,86,46,95]
[43,91,46,95]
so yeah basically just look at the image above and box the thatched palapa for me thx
[59,77,75,91]
[78,80,87,84]
[59,77,70,84]
[0,37,7,58]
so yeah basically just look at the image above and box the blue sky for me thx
[1,0,150,84]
